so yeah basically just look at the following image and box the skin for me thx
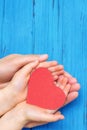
[0,54,48,83]
[63,72,80,105]
[0,56,64,116]
[0,54,80,104]
[0,60,71,130]
[0,54,63,88]
[0,60,66,130]
[0,54,80,129]
[0,103,64,130]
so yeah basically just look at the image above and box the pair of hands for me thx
[0,54,80,130]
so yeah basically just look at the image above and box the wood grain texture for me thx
[0,0,87,130]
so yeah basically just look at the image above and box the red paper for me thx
[27,68,66,110]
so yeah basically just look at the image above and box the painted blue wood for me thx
[0,0,87,130]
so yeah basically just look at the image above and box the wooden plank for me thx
[0,0,87,130]
[0,0,5,58]
[0,0,34,57]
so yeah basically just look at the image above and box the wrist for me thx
[10,102,31,126]
[0,86,18,116]
[0,104,28,130]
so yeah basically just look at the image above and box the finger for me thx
[57,75,63,82]
[52,72,59,76]
[52,72,59,81]
[22,103,64,123]
[37,61,58,68]
[9,60,39,99]
[69,78,77,84]
[65,92,79,105]
[25,121,48,128]
[51,70,64,77]
[70,83,80,92]
[29,111,64,122]
[47,111,64,122]
[0,54,48,83]
[0,61,39,116]
[13,54,48,67]
[0,102,64,130]
[48,65,64,72]
[57,76,66,90]
[64,71,77,84]
[57,70,64,76]
[24,54,48,62]
[61,77,68,88]
[11,60,39,84]
[0,54,47,70]
[53,75,58,81]
[0,54,21,61]
[64,84,71,96]
[25,111,62,128]
[64,71,72,78]
[52,70,64,77]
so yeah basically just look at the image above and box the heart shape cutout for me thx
[27,68,66,110]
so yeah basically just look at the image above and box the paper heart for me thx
[27,68,66,110]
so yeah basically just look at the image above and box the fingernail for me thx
[59,65,64,69]
[52,61,58,64]
[62,115,65,119]
[58,115,64,120]
[58,111,61,114]
[40,54,48,58]
[74,92,79,97]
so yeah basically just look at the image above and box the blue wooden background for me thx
[0,0,86,130]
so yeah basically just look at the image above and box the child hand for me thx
[0,54,80,129]
[59,72,80,105]
[0,54,80,105]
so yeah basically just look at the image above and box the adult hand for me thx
[0,54,62,88]
[0,102,64,130]
[0,54,48,84]
[0,60,39,116]
[0,59,64,130]
[0,54,80,112]
[0,59,63,116]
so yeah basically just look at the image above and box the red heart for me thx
[27,68,66,110]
